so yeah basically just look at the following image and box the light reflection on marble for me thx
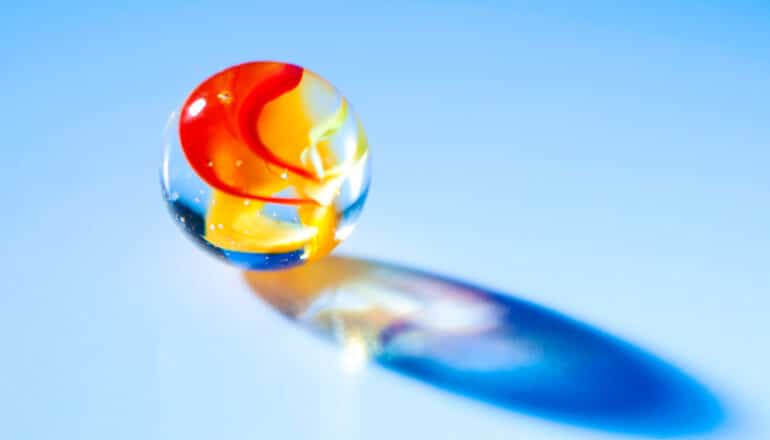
[243,256,724,436]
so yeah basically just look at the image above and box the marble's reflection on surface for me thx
[243,257,724,436]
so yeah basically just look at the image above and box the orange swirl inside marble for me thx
[177,61,368,258]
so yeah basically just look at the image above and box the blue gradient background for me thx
[1,1,768,439]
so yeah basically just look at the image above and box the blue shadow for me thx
[243,257,724,436]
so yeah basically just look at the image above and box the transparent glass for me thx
[161,62,370,270]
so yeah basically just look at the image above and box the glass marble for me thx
[161,61,370,270]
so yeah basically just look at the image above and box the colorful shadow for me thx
[243,257,724,436]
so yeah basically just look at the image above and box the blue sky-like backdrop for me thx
[1,2,769,439]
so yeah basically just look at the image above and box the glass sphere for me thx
[161,61,370,270]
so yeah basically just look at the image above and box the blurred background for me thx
[1,1,768,439]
